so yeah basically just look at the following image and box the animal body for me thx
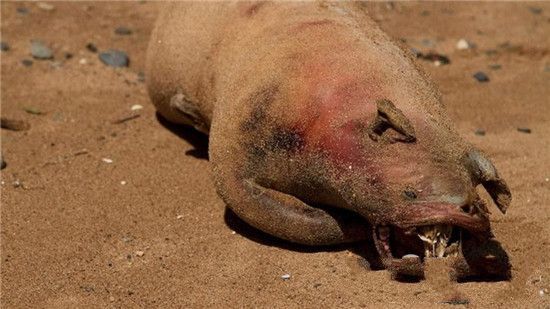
[146,2,512,280]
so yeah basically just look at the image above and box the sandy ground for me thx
[1,2,549,308]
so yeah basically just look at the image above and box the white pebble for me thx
[231,231,236,235]
[176,214,184,219]
[135,250,145,257]
[79,58,88,65]
[131,104,143,111]
[456,39,472,50]
[120,180,127,185]
[37,2,54,11]
[281,274,291,280]
[545,178,549,182]
[102,158,113,163]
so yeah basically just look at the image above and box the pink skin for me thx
[287,62,492,271]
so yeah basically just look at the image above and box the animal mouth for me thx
[372,199,492,278]
[375,224,463,260]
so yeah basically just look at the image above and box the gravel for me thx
[36,2,54,11]
[16,7,29,15]
[0,42,9,52]
[517,127,532,134]
[86,43,98,53]
[473,71,489,82]
[114,26,132,35]
[1,154,6,170]
[30,40,53,60]
[99,49,129,67]
[474,129,486,136]
[21,59,33,67]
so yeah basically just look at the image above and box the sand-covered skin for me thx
[1,2,549,308]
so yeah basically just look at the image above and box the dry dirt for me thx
[1,2,549,308]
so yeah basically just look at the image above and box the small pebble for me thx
[456,38,473,50]
[64,52,73,59]
[109,296,115,302]
[114,26,133,36]
[281,274,291,280]
[79,58,88,65]
[231,231,236,235]
[420,52,450,65]
[16,7,29,15]
[1,155,6,170]
[473,71,489,82]
[474,129,486,136]
[99,49,129,67]
[410,48,422,58]
[529,7,543,15]
[13,180,22,188]
[176,215,184,219]
[22,59,33,67]
[23,107,43,115]
[0,42,9,52]
[137,71,145,82]
[135,250,145,257]
[130,104,143,111]
[36,2,54,11]
[30,40,53,60]
[102,158,113,163]
[1,117,30,131]
[517,127,532,134]
[86,43,98,53]
[120,181,127,185]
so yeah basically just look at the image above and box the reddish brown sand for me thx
[1,2,549,308]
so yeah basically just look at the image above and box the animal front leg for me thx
[215,175,368,246]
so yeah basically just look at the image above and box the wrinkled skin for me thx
[146,1,512,280]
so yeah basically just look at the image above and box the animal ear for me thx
[368,99,416,143]
[465,150,512,214]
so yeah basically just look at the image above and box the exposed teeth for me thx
[417,224,457,258]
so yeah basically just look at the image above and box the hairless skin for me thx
[146,2,512,280]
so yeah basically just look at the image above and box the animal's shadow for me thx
[156,112,209,160]
[156,113,512,283]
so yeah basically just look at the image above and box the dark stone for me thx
[1,154,6,170]
[30,40,53,60]
[64,52,73,59]
[474,129,486,136]
[473,71,489,82]
[419,52,450,65]
[22,59,33,66]
[16,7,29,15]
[517,127,532,134]
[410,48,422,58]
[528,7,543,15]
[99,49,129,67]
[86,43,98,53]
[114,26,133,35]
[0,42,9,52]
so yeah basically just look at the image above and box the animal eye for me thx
[403,188,418,200]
